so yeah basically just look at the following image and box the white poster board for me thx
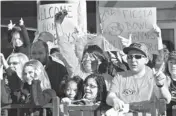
[38,3,78,42]
[99,7,158,54]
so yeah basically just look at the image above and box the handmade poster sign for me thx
[99,7,158,54]
[38,3,78,42]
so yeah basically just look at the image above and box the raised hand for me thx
[19,17,24,26]
[8,20,16,30]
[55,9,68,24]
[152,62,166,87]
[0,53,8,69]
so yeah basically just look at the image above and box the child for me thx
[60,75,83,104]
[21,59,56,105]
[17,59,56,116]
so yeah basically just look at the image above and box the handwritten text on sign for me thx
[99,7,158,54]
[38,4,78,41]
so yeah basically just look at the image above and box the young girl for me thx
[59,75,83,104]
[11,59,57,116]
[21,59,56,106]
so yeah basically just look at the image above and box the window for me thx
[158,22,176,51]
[161,29,174,51]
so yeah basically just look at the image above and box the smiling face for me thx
[23,66,35,85]
[84,78,98,100]
[65,81,78,100]
[127,50,148,74]
[82,53,99,73]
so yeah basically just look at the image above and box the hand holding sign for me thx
[8,20,16,30]
[152,62,166,87]
[119,34,132,48]
[55,9,68,24]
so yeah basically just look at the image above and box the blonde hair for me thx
[22,59,51,90]
[7,53,29,80]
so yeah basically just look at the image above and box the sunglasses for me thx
[127,55,145,60]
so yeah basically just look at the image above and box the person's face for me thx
[127,50,148,73]
[31,42,48,65]
[84,78,98,100]
[23,66,35,85]
[8,56,21,72]
[82,53,99,73]
[65,81,77,100]
[168,59,176,80]
[12,32,23,47]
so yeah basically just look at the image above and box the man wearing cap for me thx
[106,42,171,112]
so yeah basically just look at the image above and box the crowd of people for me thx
[1,10,176,116]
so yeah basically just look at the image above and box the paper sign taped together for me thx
[38,3,78,42]
[99,7,159,54]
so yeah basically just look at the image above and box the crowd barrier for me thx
[62,99,166,116]
[1,97,60,116]
[1,98,167,116]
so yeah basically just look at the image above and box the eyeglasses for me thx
[127,55,145,60]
